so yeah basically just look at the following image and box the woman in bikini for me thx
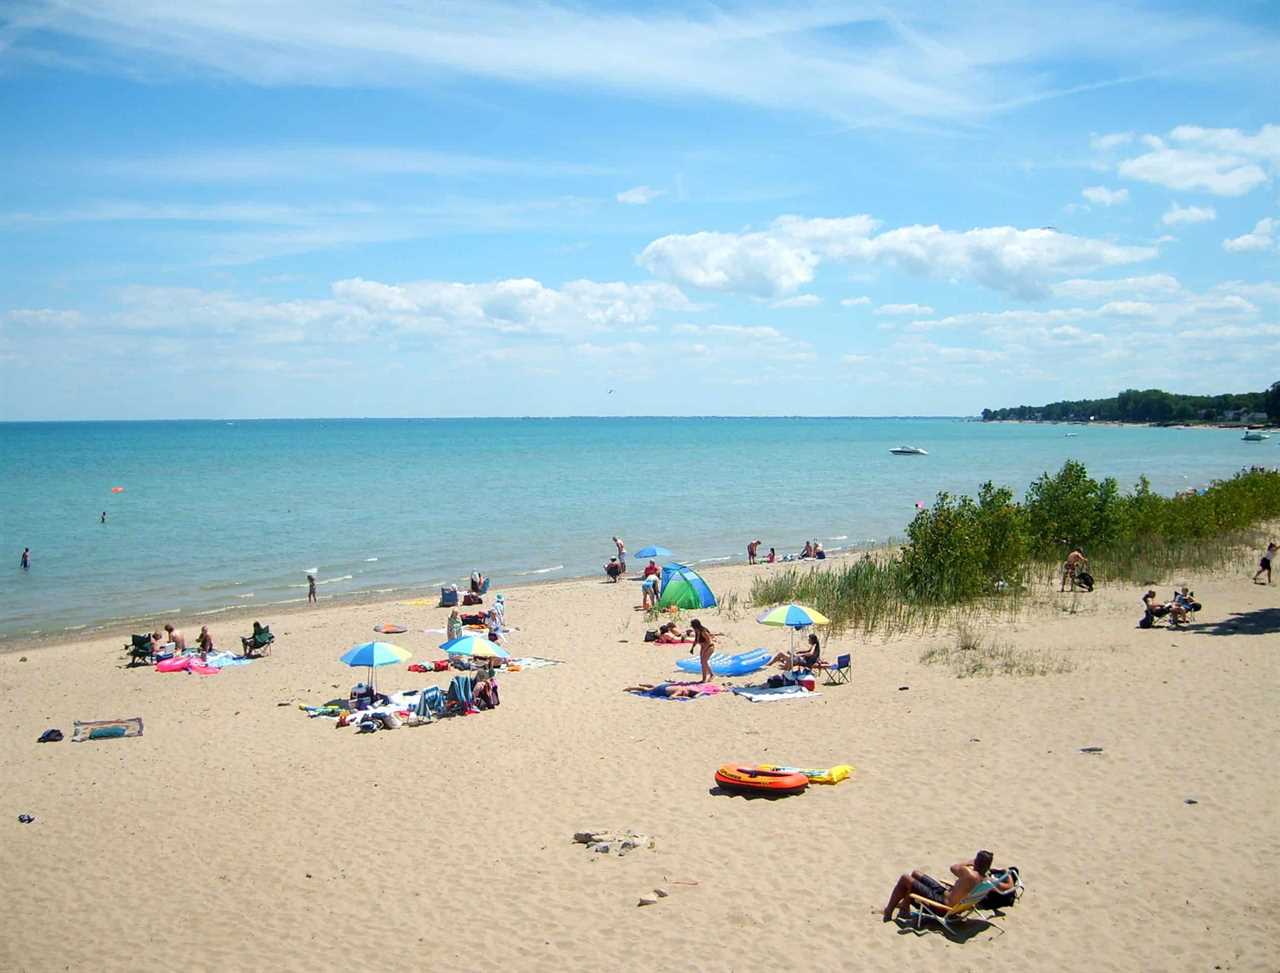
[690,618,718,683]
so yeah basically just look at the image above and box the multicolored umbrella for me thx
[439,635,510,660]
[755,604,830,628]
[339,640,410,692]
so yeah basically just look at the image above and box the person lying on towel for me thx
[882,849,1013,922]
[654,622,693,644]
[624,682,723,698]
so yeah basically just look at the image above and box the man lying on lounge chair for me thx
[882,849,1011,922]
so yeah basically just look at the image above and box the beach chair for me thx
[440,586,460,607]
[816,652,852,685]
[907,877,1002,935]
[125,634,154,666]
[446,674,475,715]
[415,686,447,722]
[240,624,274,656]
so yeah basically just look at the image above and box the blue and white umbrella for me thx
[633,545,672,559]
[439,635,510,660]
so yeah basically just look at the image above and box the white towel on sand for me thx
[732,685,820,703]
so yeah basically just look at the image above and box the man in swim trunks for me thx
[1061,549,1087,591]
[747,539,761,564]
[612,536,626,571]
[883,850,1001,922]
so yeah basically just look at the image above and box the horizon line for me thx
[0,414,976,424]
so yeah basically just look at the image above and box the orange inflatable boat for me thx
[714,764,809,796]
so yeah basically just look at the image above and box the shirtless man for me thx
[747,539,761,564]
[1061,549,1087,591]
[164,623,187,652]
[883,850,1003,921]
[612,536,626,571]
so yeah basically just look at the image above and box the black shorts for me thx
[911,875,948,904]
[1262,557,1272,571]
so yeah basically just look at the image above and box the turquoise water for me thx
[0,418,1271,640]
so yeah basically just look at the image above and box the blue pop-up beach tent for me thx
[658,566,716,610]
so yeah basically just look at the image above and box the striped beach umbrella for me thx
[339,640,410,693]
[439,635,510,660]
[755,604,830,628]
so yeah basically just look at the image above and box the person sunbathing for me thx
[624,682,720,698]
[165,623,187,652]
[883,850,1011,922]
[654,623,692,644]
[769,633,821,669]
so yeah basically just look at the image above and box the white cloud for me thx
[640,215,1156,299]
[770,294,821,308]
[638,230,820,297]
[616,185,666,205]
[841,353,870,365]
[1222,218,1277,254]
[1162,202,1216,225]
[875,302,934,316]
[840,296,871,307]
[1051,274,1182,300]
[1098,300,1158,317]
[1090,132,1134,151]
[1081,186,1129,206]
[1,308,84,331]
[1112,124,1279,197]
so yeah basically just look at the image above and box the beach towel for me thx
[731,685,820,703]
[203,651,252,668]
[629,682,726,700]
[507,657,563,669]
[72,717,144,742]
[399,597,439,607]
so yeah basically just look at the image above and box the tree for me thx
[1267,381,1280,422]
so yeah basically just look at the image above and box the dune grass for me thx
[919,622,1076,678]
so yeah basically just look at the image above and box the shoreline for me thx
[0,547,870,655]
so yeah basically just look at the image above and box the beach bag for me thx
[1138,613,1154,629]
[980,867,1021,909]
[463,593,483,606]
[1076,571,1094,591]
[644,629,658,642]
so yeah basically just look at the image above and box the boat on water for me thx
[889,445,928,455]
[1241,431,1270,441]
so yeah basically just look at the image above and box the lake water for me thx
[0,417,1271,639]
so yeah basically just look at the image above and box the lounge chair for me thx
[906,876,1003,934]
[240,624,274,656]
[125,634,154,666]
[815,652,852,685]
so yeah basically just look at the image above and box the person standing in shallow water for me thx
[307,574,317,604]
[20,547,30,570]
[100,511,107,524]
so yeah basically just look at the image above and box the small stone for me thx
[654,888,669,898]
[1184,798,1198,805]
[591,842,611,854]
[638,897,657,907]
[573,831,597,844]
[898,686,909,691]
[18,656,27,662]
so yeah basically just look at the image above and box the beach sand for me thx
[2,555,1277,972]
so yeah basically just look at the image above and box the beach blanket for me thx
[203,651,252,669]
[507,657,563,669]
[731,685,821,703]
[399,598,439,607]
[72,717,144,742]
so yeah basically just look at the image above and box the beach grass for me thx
[920,621,1076,678]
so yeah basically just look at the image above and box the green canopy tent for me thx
[657,566,717,610]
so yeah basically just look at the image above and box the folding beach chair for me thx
[816,652,852,685]
[446,674,475,714]
[125,634,154,666]
[240,623,274,657]
[415,686,447,722]
[907,877,1002,935]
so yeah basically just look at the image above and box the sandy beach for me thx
[2,553,1278,972]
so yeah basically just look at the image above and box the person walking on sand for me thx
[612,535,626,571]
[1061,549,1087,592]
[307,574,317,604]
[20,547,30,570]
[747,539,761,564]
[1254,542,1277,585]
[690,618,718,683]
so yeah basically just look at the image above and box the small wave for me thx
[517,564,563,576]
[63,624,88,631]
[194,606,236,616]
[829,535,848,540]
[304,567,318,574]
[697,556,731,563]
[236,593,255,599]
[317,574,353,585]
[364,557,378,562]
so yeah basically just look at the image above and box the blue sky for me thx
[1,1,1277,419]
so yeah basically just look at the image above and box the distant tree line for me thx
[981,383,1279,423]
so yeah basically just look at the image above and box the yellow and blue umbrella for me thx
[440,635,510,660]
[339,640,410,692]
[755,604,830,628]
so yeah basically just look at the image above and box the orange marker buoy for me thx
[111,486,125,493]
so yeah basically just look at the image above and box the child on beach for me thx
[20,547,30,570]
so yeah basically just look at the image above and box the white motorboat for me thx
[1241,431,1270,441]
[890,445,928,455]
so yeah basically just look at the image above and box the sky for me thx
[0,1,1277,419]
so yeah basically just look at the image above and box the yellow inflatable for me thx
[758,764,853,785]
